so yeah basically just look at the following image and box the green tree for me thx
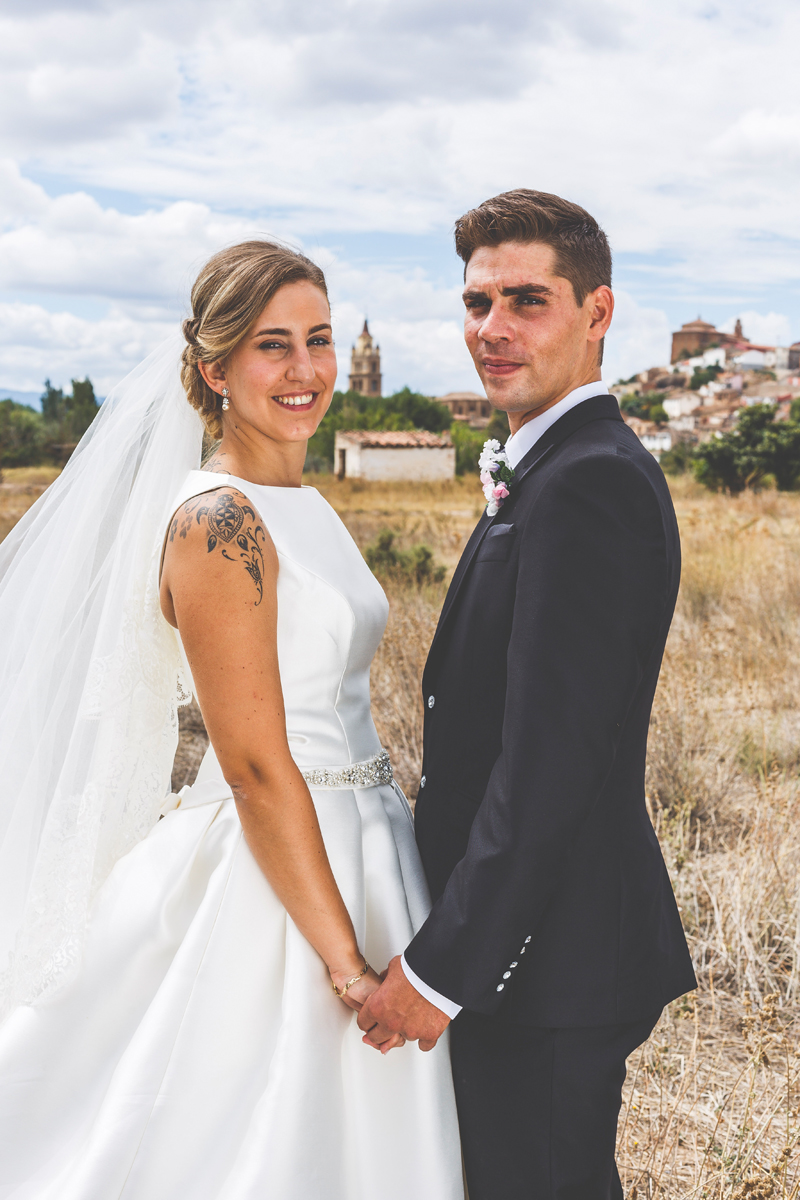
[0,400,46,474]
[693,405,775,494]
[40,377,99,444]
[619,391,668,422]
[381,387,452,432]
[761,421,800,491]
[448,421,486,475]
[689,364,723,390]
[40,380,66,424]
[659,440,695,476]
[66,377,99,440]
[306,387,452,469]
[484,408,509,442]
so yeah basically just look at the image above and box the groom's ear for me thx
[585,285,614,368]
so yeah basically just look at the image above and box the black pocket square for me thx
[476,523,517,562]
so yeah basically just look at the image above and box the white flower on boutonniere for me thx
[479,439,515,516]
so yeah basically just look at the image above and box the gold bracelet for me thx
[332,960,369,998]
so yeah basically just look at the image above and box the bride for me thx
[0,241,463,1198]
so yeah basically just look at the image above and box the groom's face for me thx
[462,241,612,425]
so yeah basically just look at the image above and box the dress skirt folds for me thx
[0,473,463,1200]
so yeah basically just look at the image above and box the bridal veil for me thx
[0,335,204,1020]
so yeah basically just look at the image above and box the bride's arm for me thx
[160,487,381,1012]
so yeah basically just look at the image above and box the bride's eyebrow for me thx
[252,323,332,337]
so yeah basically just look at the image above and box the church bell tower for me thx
[349,320,382,396]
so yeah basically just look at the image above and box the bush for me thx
[41,377,99,444]
[0,400,46,469]
[693,404,775,494]
[448,421,486,475]
[660,440,695,476]
[620,391,668,422]
[689,364,723,390]
[364,529,445,586]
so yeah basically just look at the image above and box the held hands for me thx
[356,955,450,1055]
[329,960,407,1051]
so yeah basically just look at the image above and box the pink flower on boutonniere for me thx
[478,440,515,516]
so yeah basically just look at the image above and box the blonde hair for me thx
[181,240,328,439]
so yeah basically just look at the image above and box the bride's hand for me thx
[330,963,406,1050]
[330,962,381,1010]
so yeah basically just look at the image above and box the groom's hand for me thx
[357,956,450,1053]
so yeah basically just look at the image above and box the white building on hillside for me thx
[334,430,455,481]
[623,417,673,461]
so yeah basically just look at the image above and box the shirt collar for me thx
[504,381,610,471]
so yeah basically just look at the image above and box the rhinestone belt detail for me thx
[300,749,393,790]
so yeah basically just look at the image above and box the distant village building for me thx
[435,391,493,428]
[622,417,673,461]
[670,317,743,363]
[349,320,382,396]
[670,316,789,369]
[334,430,455,482]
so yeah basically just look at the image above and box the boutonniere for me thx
[479,439,515,516]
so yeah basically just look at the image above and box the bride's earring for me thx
[221,387,230,411]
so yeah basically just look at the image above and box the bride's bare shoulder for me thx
[161,487,277,622]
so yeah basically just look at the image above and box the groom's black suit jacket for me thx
[405,395,696,1027]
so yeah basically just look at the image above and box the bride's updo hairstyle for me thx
[181,240,328,439]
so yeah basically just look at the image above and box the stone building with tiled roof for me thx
[334,429,455,481]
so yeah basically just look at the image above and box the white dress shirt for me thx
[504,380,610,470]
[400,380,610,1019]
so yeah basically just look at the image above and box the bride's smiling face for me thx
[205,281,337,444]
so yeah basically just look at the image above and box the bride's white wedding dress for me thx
[0,471,463,1200]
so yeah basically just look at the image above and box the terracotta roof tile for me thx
[336,430,452,448]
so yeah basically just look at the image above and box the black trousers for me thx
[450,1009,659,1200]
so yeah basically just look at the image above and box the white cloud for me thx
[0,301,172,392]
[603,291,672,384]
[0,168,268,303]
[0,0,799,394]
[720,311,793,347]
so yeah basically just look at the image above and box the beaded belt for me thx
[300,749,393,791]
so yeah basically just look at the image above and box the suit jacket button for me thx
[427,695,435,709]
[496,984,504,992]
[510,961,518,968]
[524,936,531,944]
[503,971,511,979]
[420,775,426,788]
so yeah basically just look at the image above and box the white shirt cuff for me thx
[400,954,462,1020]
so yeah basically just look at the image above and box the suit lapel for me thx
[426,395,623,668]
[434,510,496,634]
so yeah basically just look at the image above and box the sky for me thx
[0,0,798,402]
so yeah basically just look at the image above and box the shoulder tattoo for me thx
[169,490,267,604]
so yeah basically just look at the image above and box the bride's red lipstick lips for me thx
[272,391,318,412]
[480,358,524,376]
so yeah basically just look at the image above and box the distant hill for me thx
[0,388,42,410]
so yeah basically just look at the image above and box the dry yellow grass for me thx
[323,472,800,1197]
[0,466,61,543]
[9,466,800,1196]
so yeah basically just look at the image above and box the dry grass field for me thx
[0,466,61,543]
[4,466,800,1197]
[319,472,800,1200]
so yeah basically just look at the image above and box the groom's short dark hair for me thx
[454,189,612,308]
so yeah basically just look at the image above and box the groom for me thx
[358,189,696,1198]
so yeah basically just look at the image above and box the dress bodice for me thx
[169,471,389,769]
